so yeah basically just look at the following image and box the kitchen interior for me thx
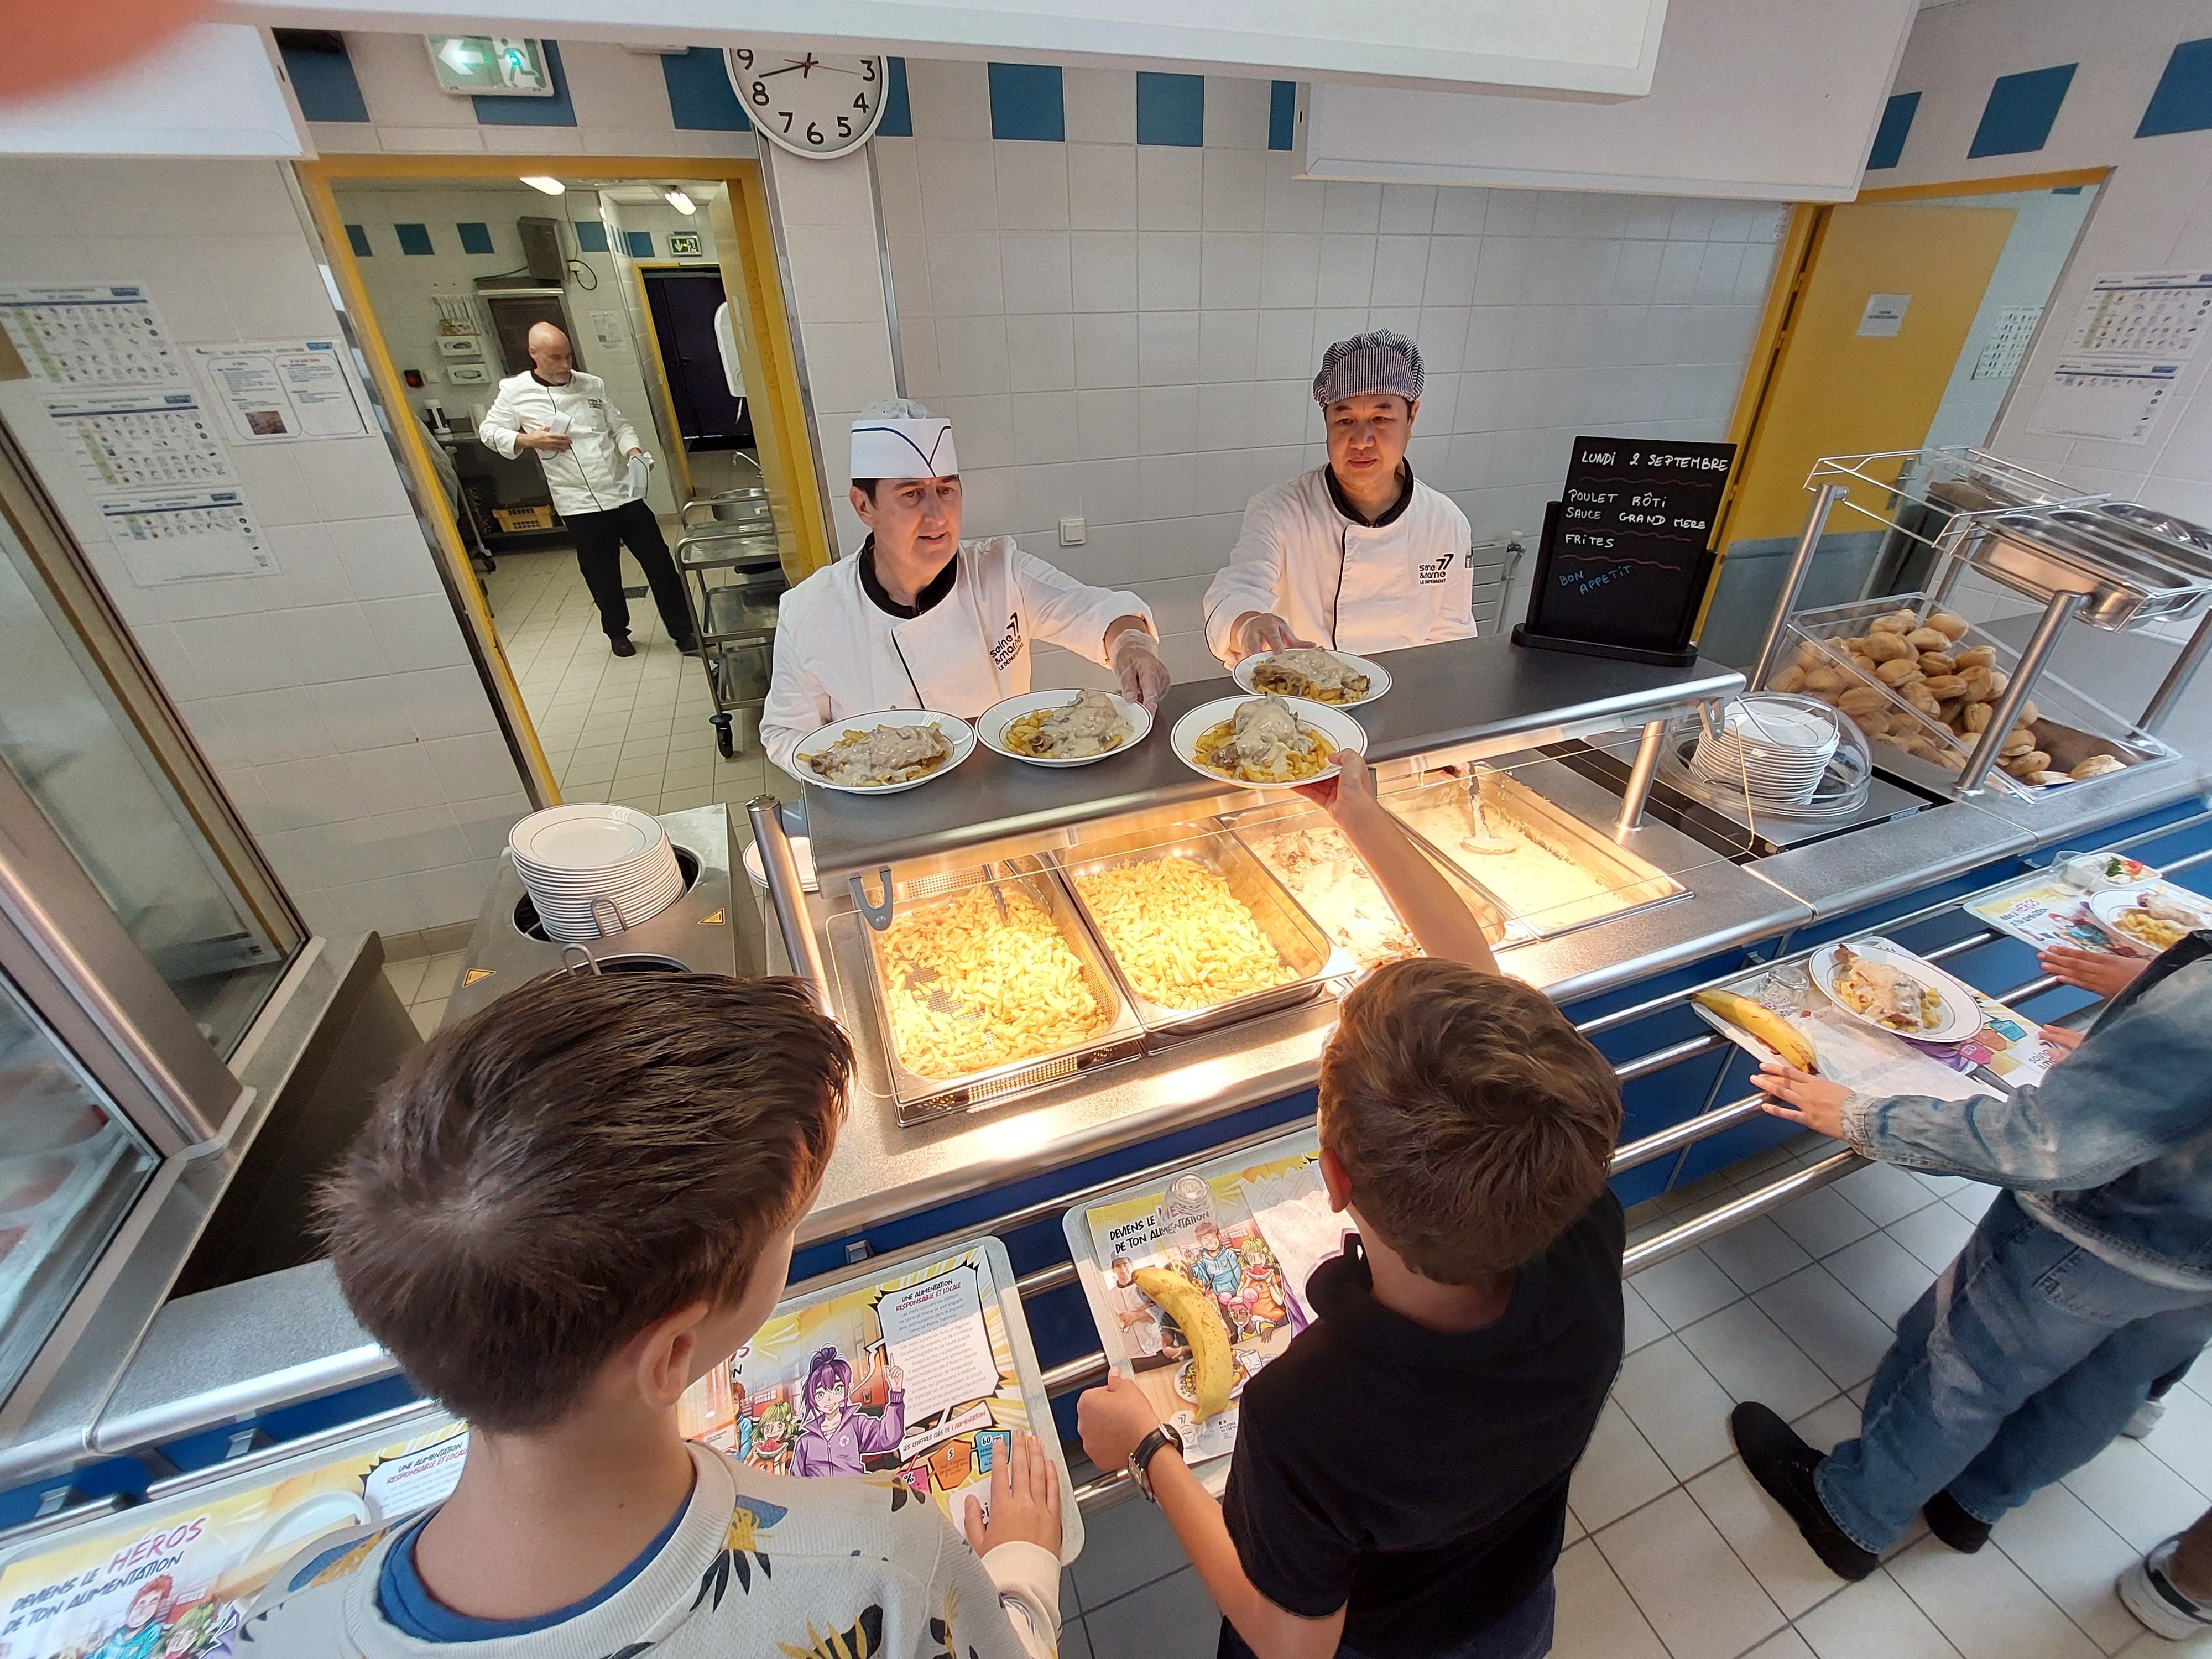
[331,169,795,851]
[2,3,2212,1657]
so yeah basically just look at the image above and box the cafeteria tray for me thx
[832,855,1146,1125]
[1051,825,1335,1041]
[1222,796,1534,964]
[1380,768,1685,938]
[1963,509,2212,628]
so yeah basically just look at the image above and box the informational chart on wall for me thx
[42,392,273,585]
[0,283,187,389]
[0,281,285,586]
[1512,435,1737,666]
[2031,269,2212,445]
[194,341,370,443]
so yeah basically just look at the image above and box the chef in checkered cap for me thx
[1202,330,1477,665]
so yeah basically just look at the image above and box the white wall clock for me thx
[723,47,886,158]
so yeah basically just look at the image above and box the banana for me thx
[1694,990,1819,1074]
[1133,1266,1234,1420]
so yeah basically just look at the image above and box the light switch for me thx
[1058,516,1086,546]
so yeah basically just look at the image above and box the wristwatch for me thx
[1128,1421,1185,1503]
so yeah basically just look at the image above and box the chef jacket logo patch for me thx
[1418,551,1457,586]
[989,612,1022,669]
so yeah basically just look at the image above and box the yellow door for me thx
[1722,202,2017,548]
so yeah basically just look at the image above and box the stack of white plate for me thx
[508,805,685,942]
[1690,697,1840,805]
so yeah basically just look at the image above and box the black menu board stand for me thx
[1512,436,1737,668]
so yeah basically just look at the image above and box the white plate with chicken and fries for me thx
[1808,937,1983,1044]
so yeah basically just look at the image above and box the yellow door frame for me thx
[1695,165,2111,630]
[296,153,834,805]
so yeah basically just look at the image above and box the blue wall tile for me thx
[1969,62,2075,158]
[1867,90,1919,170]
[661,46,752,131]
[394,223,433,256]
[474,38,576,127]
[988,62,1064,141]
[343,223,372,258]
[1269,80,1297,151]
[456,221,493,255]
[623,229,655,258]
[274,31,369,123]
[574,219,610,254]
[879,56,912,137]
[1136,71,1204,147]
[2138,35,2212,137]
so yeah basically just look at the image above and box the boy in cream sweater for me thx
[242,973,1061,1657]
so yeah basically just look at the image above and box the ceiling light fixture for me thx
[663,187,697,216]
[520,175,566,195]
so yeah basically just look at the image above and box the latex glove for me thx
[1229,611,1314,665]
[1110,629,1170,711]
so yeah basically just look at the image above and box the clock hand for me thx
[757,61,814,78]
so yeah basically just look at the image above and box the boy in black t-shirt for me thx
[1079,755,1626,1659]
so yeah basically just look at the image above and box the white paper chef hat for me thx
[849,399,958,482]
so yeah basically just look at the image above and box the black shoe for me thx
[1730,1402,1879,1582]
[1922,1490,1991,1553]
[675,635,702,656]
[609,635,637,658]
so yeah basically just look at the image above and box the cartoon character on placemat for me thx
[748,1399,799,1477]
[792,1345,906,1477]
[87,1575,173,1659]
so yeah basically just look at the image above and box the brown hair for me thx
[1319,958,1620,1282]
[318,973,852,1432]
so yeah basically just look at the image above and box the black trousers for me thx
[566,498,692,641]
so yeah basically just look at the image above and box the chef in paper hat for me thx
[760,400,1169,774]
[1202,330,1477,665]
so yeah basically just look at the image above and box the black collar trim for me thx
[858,535,957,619]
[1326,461,1415,529]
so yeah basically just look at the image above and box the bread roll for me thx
[1771,665,1808,693]
[2005,750,2052,780]
[1933,748,1968,775]
[1862,632,1914,664]
[1954,645,1997,672]
[1987,670,2010,697]
[1923,674,1969,700]
[1870,609,1919,634]
[1875,658,1923,686]
[1906,627,1950,652]
[2015,700,2039,728]
[1962,702,1994,734]
[1928,612,1969,640]
[1902,682,1943,717]
[1796,641,1827,669]
[1958,666,1995,703]
[2072,754,2126,780]
[2001,728,2036,758]
[1805,666,1847,693]
[1838,685,1886,717]
[2031,771,2072,787]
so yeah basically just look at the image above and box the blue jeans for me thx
[1818,1191,2212,1553]
[1216,1577,1554,1659]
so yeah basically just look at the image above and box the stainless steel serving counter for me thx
[800,637,1745,879]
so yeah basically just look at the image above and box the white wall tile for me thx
[1062,68,1136,144]
[1136,147,1203,231]
[1002,232,1073,313]
[994,142,1071,230]
[1199,149,1268,233]
[1070,231,1138,312]
[1138,310,1201,383]
[1136,232,1201,310]
[1067,143,1137,231]
[903,59,992,139]
[1005,312,1077,391]
[1073,312,1140,387]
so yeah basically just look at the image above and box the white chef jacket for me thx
[477,368,642,519]
[1201,464,1477,663]
[761,536,1151,775]
[712,302,747,399]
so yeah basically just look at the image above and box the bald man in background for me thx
[481,322,697,657]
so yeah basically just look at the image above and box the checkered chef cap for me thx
[1312,329,1425,407]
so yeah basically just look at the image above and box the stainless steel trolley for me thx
[676,488,787,759]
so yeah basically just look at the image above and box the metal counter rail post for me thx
[748,796,830,1005]
[1616,719,1670,834]
[2140,609,2212,737]
[1751,482,1849,689]
[1958,590,2083,794]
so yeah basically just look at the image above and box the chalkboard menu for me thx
[1512,435,1738,667]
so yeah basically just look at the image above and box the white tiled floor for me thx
[383,947,466,1037]
[481,535,804,818]
[1035,1138,2211,1659]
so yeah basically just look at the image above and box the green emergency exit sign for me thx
[426,35,554,96]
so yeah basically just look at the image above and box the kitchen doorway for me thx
[1699,169,2107,664]
[300,157,832,819]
